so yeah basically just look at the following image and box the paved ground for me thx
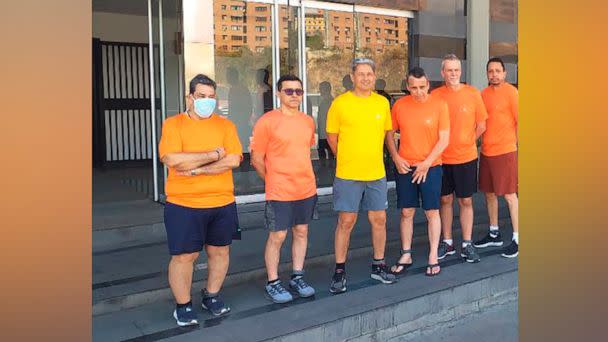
[398,300,518,342]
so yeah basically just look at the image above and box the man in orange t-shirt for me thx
[159,74,242,325]
[251,75,317,303]
[431,54,488,264]
[386,67,450,277]
[474,57,519,258]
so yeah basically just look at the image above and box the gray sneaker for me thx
[265,280,293,303]
[289,276,315,298]
[461,244,481,263]
[371,263,397,284]
[438,241,456,260]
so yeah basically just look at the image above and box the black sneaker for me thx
[329,270,347,294]
[438,241,456,260]
[173,303,198,327]
[371,263,397,284]
[474,231,504,248]
[501,241,518,258]
[201,292,231,317]
[461,244,481,263]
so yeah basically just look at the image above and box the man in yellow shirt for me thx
[326,58,397,294]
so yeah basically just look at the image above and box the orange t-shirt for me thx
[159,113,242,208]
[391,94,450,167]
[251,109,317,201]
[481,83,518,157]
[432,84,488,164]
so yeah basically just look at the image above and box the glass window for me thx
[490,0,518,85]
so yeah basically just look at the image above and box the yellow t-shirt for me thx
[326,91,392,181]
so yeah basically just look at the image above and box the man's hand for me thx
[412,160,432,184]
[175,168,200,177]
[391,154,411,174]
[214,147,225,160]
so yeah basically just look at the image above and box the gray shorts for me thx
[332,177,388,212]
[265,195,318,231]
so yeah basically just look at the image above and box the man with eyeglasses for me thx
[159,74,242,326]
[251,75,317,303]
[327,58,397,294]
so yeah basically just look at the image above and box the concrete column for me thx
[466,0,490,89]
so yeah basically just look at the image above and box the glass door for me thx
[149,0,184,201]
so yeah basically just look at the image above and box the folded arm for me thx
[161,148,225,171]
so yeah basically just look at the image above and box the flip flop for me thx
[390,249,412,275]
[425,263,441,277]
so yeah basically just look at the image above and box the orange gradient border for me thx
[1,0,607,340]
[0,1,91,340]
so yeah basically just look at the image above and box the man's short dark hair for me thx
[277,75,303,91]
[407,67,427,80]
[189,74,216,94]
[486,57,506,71]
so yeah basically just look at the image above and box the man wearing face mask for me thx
[159,74,242,326]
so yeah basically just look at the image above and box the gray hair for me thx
[351,57,376,73]
[441,53,461,70]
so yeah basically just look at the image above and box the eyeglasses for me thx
[282,88,304,96]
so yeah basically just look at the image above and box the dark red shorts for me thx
[478,151,518,196]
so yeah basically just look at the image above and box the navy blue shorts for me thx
[395,165,443,210]
[265,195,317,231]
[164,201,239,255]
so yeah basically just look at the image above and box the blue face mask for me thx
[193,98,216,118]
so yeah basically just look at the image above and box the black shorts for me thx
[265,195,318,231]
[164,201,239,255]
[441,158,478,198]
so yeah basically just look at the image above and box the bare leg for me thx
[426,210,441,274]
[439,194,454,240]
[291,225,308,272]
[485,192,499,226]
[334,212,358,263]
[390,208,415,273]
[168,252,199,304]
[368,210,387,260]
[504,193,519,233]
[264,230,288,281]
[458,197,474,241]
[205,245,230,293]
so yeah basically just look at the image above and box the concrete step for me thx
[93,191,504,253]
[92,238,517,341]
[92,209,513,316]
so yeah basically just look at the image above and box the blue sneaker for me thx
[173,303,198,327]
[265,280,293,303]
[201,293,231,317]
[289,276,315,298]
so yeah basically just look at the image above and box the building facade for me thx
[92,0,518,203]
